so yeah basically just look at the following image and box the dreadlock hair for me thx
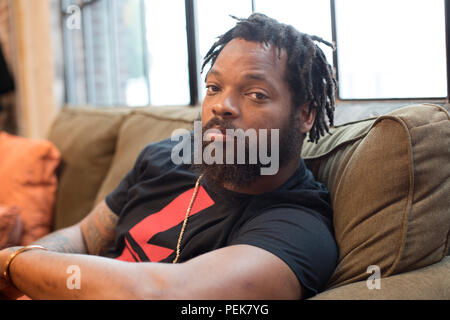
[201,13,337,144]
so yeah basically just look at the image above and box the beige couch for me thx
[46,103,450,299]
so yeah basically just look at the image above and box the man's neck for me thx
[222,156,301,195]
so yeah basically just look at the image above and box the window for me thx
[334,0,447,99]
[62,0,189,106]
[197,0,252,100]
[63,6,87,105]
[63,0,150,106]
[254,0,333,64]
[196,0,334,100]
[62,0,449,107]
[145,0,190,105]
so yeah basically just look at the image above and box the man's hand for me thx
[0,200,119,299]
[0,247,24,300]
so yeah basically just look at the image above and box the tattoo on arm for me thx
[32,227,87,254]
[31,201,118,255]
[81,202,119,256]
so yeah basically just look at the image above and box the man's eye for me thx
[249,92,268,100]
[206,85,220,93]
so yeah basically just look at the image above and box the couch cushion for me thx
[94,105,200,205]
[47,107,128,229]
[0,132,60,244]
[301,103,450,289]
[310,256,450,300]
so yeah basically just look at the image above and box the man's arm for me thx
[0,244,302,300]
[79,200,118,256]
[0,200,119,299]
[32,200,118,255]
[31,224,87,254]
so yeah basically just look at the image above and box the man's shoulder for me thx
[135,136,195,180]
[138,137,183,163]
[143,137,180,153]
[244,184,333,229]
[280,184,332,217]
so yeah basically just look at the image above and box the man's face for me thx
[202,38,293,137]
[196,38,303,188]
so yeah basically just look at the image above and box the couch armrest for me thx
[310,257,450,300]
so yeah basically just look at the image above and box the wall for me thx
[0,0,61,139]
[11,0,58,139]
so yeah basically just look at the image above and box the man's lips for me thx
[205,129,226,142]
[208,132,225,141]
[204,126,230,142]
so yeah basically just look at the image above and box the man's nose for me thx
[212,94,240,119]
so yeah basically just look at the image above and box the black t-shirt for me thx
[104,138,338,298]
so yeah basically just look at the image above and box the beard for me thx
[189,111,304,189]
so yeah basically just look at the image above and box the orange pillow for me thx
[0,132,60,245]
[0,205,23,249]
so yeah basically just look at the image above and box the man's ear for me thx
[297,102,316,134]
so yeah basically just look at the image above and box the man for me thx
[0,13,337,300]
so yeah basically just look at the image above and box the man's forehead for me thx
[221,38,285,60]
[207,38,287,76]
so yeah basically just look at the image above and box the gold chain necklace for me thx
[172,173,204,263]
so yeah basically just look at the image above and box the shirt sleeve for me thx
[105,145,149,216]
[228,207,338,298]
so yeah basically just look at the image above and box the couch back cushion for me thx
[0,132,60,244]
[301,103,450,288]
[47,107,127,229]
[94,106,200,205]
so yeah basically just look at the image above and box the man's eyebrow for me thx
[207,69,221,78]
[207,69,268,80]
[207,70,275,87]
[243,73,269,82]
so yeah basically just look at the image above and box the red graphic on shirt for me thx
[119,237,140,262]
[117,186,214,262]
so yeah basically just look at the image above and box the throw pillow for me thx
[0,132,60,245]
